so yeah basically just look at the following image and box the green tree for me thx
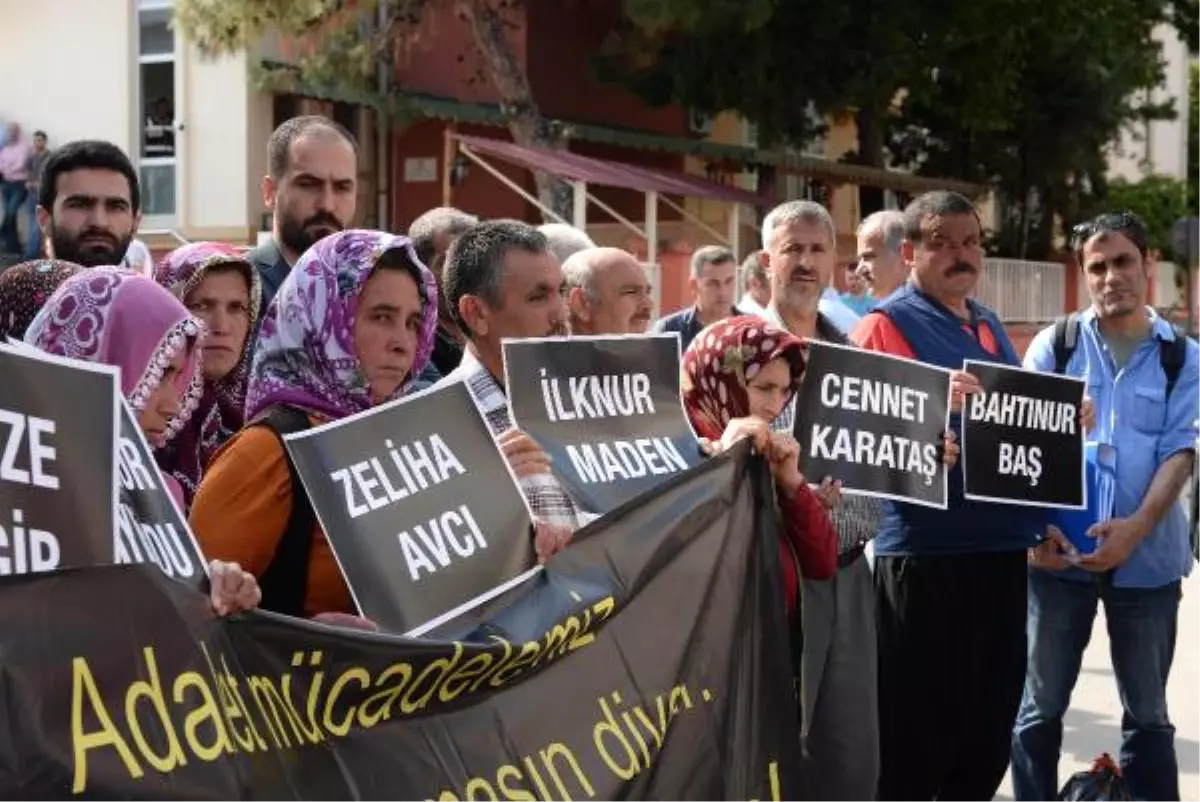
[1100,174,1191,259]
[173,0,577,218]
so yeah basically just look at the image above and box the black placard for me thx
[503,334,703,516]
[284,379,535,633]
[0,343,118,576]
[961,359,1086,509]
[116,400,209,589]
[793,340,950,509]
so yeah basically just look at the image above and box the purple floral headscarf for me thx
[244,230,438,422]
[25,267,205,441]
[153,242,263,505]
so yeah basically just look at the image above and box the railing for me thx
[975,258,1065,323]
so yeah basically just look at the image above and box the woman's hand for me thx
[533,518,573,564]
[812,476,843,509]
[941,430,960,469]
[720,416,771,453]
[208,560,262,616]
[766,432,805,498]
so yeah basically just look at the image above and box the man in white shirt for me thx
[123,238,153,275]
[738,250,771,317]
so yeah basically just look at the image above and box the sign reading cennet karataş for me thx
[503,333,703,516]
[793,340,951,509]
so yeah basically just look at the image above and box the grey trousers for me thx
[799,554,881,800]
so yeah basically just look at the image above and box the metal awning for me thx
[449,134,770,206]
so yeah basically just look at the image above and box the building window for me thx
[137,0,177,219]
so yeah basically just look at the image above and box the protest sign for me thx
[284,379,535,633]
[115,400,209,589]
[0,343,118,576]
[503,334,703,515]
[0,442,802,801]
[961,360,1086,508]
[794,340,951,508]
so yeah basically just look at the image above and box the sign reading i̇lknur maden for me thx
[502,334,704,516]
[793,340,952,509]
[960,359,1087,509]
[283,379,536,633]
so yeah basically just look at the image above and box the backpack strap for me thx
[1052,313,1081,375]
[1159,325,1187,399]
[250,405,317,618]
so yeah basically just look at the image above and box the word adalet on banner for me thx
[794,340,951,508]
[284,379,535,633]
[504,334,703,516]
[961,359,1086,508]
[0,443,801,800]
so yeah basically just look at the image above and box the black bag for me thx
[1057,753,1133,801]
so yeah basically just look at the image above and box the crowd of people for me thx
[0,112,1195,801]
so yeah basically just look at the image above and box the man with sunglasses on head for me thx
[1010,211,1197,802]
[851,191,1070,801]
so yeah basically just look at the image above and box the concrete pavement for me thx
[996,571,1199,800]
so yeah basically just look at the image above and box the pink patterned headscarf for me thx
[245,229,438,422]
[153,242,262,505]
[25,267,205,442]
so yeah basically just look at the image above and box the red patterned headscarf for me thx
[681,315,806,441]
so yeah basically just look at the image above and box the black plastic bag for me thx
[1057,753,1133,801]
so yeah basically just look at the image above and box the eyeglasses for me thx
[1070,211,1144,251]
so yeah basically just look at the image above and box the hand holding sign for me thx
[1028,525,1079,571]
[533,518,573,563]
[948,370,983,413]
[1078,515,1148,572]
[941,430,960,470]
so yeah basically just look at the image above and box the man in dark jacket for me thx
[651,244,742,350]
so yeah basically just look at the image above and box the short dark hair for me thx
[901,191,979,243]
[690,245,736,279]
[408,206,479,266]
[33,130,47,139]
[267,115,358,181]
[1070,211,1149,262]
[443,219,549,339]
[39,140,139,213]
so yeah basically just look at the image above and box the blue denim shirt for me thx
[1023,307,1198,588]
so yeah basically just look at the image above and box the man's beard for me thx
[50,226,132,268]
[278,212,345,260]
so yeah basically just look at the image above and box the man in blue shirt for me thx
[1012,211,1198,801]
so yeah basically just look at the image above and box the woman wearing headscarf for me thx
[25,267,261,616]
[152,242,262,508]
[682,316,839,622]
[0,258,82,341]
[189,230,439,626]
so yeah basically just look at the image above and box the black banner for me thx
[794,340,950,508]
[961,359,1086,508]
[116,401,209,590]
[283,380,536,633]
[503,334,703,516]
[0,344,118,576]
[0,442,801,800]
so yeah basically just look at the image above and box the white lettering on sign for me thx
[114,502,198,578]
[809,425,940,486]
[330,434,466,520]
[0,410,60,490]
[397,504,488,581]
[0,508,60,575]
[819,374,930,424]
[968,392,1077,435]
[997,442,1043,486]
[566,437,689,484]
[539,370,656,422]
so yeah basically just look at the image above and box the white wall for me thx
[1109,24,1192,181]
[178,44,257,233]
[0,0,135,153]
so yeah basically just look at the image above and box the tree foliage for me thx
[173,0,575,219]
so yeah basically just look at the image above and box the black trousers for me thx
[875,551,1028,801]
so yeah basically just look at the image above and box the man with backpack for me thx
[1011,211,1198,801]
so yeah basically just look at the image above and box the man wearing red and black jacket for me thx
[850,191,1051,801]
